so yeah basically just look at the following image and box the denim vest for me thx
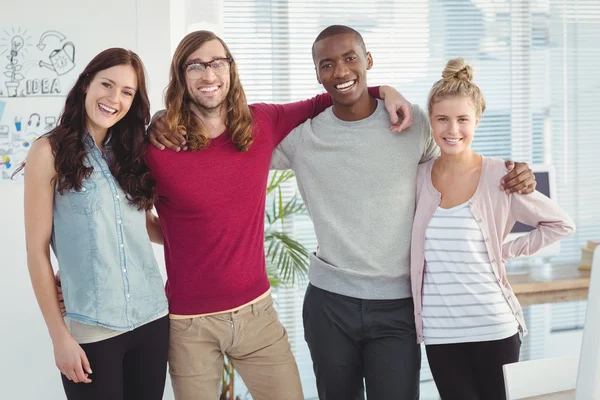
[51,134,168,331]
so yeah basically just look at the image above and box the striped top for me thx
[422,202,518,345]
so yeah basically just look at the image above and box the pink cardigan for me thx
[410,156,576,344]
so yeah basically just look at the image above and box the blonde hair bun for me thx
[441,58,473,82]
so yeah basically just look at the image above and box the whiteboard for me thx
[0,1,137,183]
[0,27,81,182]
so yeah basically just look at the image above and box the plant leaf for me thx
[266,170,295,195]
[278,186,284,231]
[264,230,309,286]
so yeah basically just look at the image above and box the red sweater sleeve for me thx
[252,86,382,146]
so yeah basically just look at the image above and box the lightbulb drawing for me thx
[10,35,24,57]
[1,28,32,97]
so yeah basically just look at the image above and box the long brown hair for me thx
[165,30,253,152]
[20,48,154,210]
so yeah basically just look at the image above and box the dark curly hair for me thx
[22,48,155,210]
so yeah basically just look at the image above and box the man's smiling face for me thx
[184,39,231,112]
[313,33,372,107]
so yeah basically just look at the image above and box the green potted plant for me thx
[219,170,310,400]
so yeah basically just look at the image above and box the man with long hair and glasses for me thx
[143,31,412,400]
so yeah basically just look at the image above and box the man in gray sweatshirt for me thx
[270,25,535,400]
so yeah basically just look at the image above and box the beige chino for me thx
[168,294,304,400]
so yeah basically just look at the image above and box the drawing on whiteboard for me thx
[14,116,22,132]
[1,28,33,97]
[0,115,46,181]
[0,27,77,98]
[36,30,66,51]
[44,116,57,131]
[39,41,76,76]
[28,113,40,127]
[0,26,80,182]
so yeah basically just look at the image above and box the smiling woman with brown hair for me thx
[22,48,169,400]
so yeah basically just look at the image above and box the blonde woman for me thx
[410,58,575,400]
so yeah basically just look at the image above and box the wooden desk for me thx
[508,263,591,307]
[524,389,575,399]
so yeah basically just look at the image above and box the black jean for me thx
[61,315,169,400]
[425,333,521,400]
[303,283,421,400]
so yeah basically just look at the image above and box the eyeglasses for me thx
[185,58,233,79]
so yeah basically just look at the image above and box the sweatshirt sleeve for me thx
[502,190,576,260]
[270,124,303,171]
[415,162,429,205]
[254,86,382,146]
[418,106,440,163]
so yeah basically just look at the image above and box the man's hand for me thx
[148,110,188,152]
[379,85,413,132]
[502,161,536,194]
[55,271,66,314]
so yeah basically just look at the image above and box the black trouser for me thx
[425,333,521,400]
[62,315,169,400]
[303,283,421,400]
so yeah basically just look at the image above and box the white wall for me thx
[0,1,174,398]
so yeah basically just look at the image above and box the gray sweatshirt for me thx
[271,99,439,299]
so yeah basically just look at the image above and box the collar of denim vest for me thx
[83,131,113,155]
[82,132,96,151]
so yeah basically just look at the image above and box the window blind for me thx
[217,0,600,397]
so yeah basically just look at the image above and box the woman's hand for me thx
[53,333,92,384]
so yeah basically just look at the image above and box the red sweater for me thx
[146,89,380,314]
